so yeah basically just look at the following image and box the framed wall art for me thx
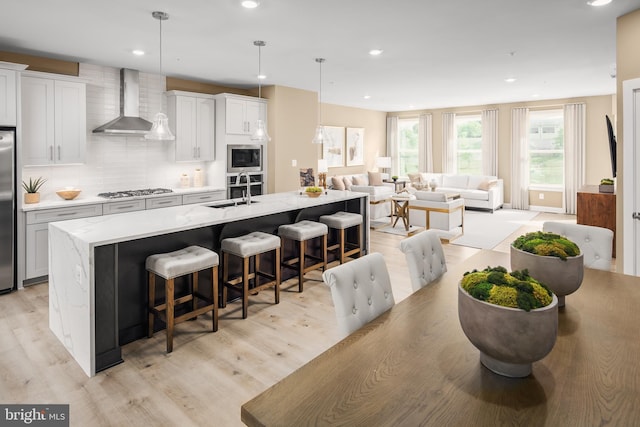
[346,127,364,166]
[322,126,345,168]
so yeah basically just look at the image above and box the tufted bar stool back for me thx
[542,222,613,270]
[399,230,447,292]
[221,231,281,319]
[322,252,395,338]
[146,245,219,353]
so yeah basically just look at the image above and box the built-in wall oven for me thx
[227,144,263,173]
[227,172,263,199]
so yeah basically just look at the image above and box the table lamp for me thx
[318,159,328,189]
[376,156,392,175]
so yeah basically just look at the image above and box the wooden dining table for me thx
[241,250,640,426]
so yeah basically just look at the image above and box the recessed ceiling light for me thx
[369,49,383,56]
[364,95,371,99]
[532,94,540,98]
[242,1,260,8]
[257,74,266,80]
[587,0,612,6]
[132,50,145,56]
[505,78,517,83]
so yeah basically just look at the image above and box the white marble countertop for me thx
[49,190,366,247]
[21,186,226,212]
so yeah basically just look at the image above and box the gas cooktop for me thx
[97,188,174,199]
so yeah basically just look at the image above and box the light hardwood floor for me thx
[0,211,598,426]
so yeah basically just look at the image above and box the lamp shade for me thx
[376,156,392,168]
[318,159,328,173]
[145,112,175,141]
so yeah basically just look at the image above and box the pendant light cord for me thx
[258,43,262,99]
[159,18,163,77]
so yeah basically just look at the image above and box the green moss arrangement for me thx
[512,231,580,261]
[461,266,554,312]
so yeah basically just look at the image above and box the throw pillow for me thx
[343,176,353,190]
[408,172,423,184]
[352,175,367,185]
[368,171,383,186]
[478,179,498,191]
[331,176,346,190]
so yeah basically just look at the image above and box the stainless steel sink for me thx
[207,200,258,209]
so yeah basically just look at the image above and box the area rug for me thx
[451,209,539,250]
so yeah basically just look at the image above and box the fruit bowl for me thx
[56,189,81,200]
[305,191,322,198]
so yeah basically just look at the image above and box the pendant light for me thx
[145,11,175,141]
[250,40,271,143]
[312,58,331,145]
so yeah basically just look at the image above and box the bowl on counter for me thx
[56,189,82,200]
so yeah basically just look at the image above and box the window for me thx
[455,115,482,175]
[528,109,564,186]
[397,118,419,176]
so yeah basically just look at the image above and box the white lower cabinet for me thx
[182,191,225,205]
[25,204,103,280]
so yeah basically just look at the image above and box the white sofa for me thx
[329,172,394,220]
[407,190,465,236]
[408,173,503,212]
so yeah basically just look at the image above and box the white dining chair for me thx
[399,230,447,292]
[322,252,395,338]
[542,222,613,270]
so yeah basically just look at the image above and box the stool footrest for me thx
[151,293,194,312]
[174,304,215,325]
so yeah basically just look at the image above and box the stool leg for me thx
[357,224,363,258]
[339,228,346,264]
[212,265,219,332]
[221,252,229,308]
[242,256,250,319]
[274,247,281,304]
[166,278,175,353]
[322,234,328,271]
[192,271,199,318]
[148,272,156,338]
[298,239,305,292]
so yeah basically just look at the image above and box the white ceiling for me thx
[2,0,639,112]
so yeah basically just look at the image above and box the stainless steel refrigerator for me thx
[0,127,15,294]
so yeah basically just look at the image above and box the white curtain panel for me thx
[386,116,398,175]
[442,112,456,173]
[419,114,433,173]
[564,103,586,215]
[482,109,498,176]
[511,107,530,210]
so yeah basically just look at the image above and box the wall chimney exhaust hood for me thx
[92,68,153,135]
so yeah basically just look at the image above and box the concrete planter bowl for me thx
[458,283,559,378]
[510,246,584,307]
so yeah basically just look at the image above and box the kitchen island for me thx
[48,190,369,377]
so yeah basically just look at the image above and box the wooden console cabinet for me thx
[576,185,616,257]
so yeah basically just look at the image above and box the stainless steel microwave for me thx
[227,144,263,172]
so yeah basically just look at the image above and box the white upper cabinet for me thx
[21,75,86,166]
[0,69,17,126]
[167,91,215,161]
[214,93,267,145]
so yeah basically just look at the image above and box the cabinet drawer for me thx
[26,204,103,224]
[103,199,146,215]
[182,191,225,205]
[146,195,183,210]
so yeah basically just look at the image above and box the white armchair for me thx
[399,230,447,292]
[322,252,396,337]
[408,191,464,236]
[330,172,395,221]
[542,222,613,270]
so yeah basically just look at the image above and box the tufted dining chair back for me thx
[322,252,395,338]
[399,230,447,292]
[542,222,613,270]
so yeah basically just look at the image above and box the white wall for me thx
[22,63,224,202]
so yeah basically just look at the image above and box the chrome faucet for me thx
[238,171,251,205]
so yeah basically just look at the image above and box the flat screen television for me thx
[606,115,617,178]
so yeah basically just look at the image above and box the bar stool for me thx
[319,211,363,265]
[146,245,219,353]
[278,220,328,292]
[221,231,281,319]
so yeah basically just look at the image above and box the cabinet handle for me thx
[193,147,196,158]
[197,147,200,158]
[157,200,172,205]
[57,146,61,160]
[116,205,135,210]
[49,146,53,161]
[56,212,75,217]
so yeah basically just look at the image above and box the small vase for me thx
[193,169,204,187]
[180,174,190,188]
[24,193,40,204]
